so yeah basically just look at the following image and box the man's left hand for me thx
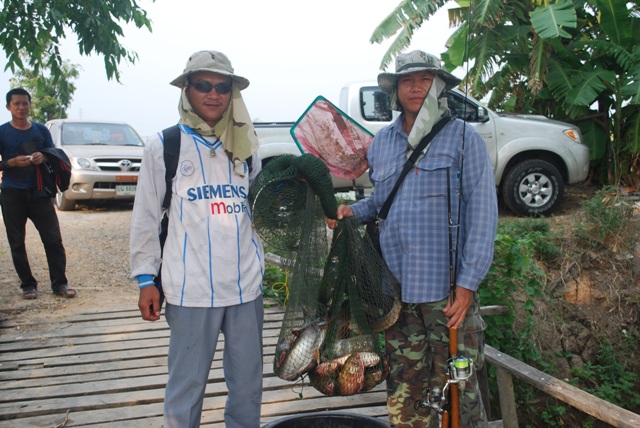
[443,286,474,328]
[29,152,45,165]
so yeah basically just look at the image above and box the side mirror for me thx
[477,107,490,123]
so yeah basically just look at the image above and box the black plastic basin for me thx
[262,411,390,428]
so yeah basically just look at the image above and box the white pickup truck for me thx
[254,81,590,216]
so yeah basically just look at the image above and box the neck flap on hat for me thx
[177,86,259,177]
[405,76,449,149]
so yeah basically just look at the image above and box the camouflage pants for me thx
[385,296,488,428]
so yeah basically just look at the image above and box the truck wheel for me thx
[502,160,564,216]
[56,191,76,211]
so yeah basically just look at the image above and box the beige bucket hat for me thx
[378,50,460,94]
[170,50,250,90]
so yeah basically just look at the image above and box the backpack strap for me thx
[161,125,181,209]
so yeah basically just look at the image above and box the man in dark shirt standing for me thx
[0,88,75,299]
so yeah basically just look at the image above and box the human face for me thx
[396,71,435,117]
[186,71,232,127]
[6,94,31,121]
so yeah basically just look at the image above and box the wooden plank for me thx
[0,313,284,345]
[0,335,279,368]
[0,378,387,427]
[1,362,296,404]
[1,364,168,390]
[0,319,168,344]
[0,357,168,383]
[0,306,285,342]
[0,341,282,387]
[0,401,166,427]
[0,323,282,360]
[0,372,295,421]
[495,366,518,428]
[0,320,283,355]
[485,345,640,428]
[0,328,170,353]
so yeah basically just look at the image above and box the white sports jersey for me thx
[130,125,264,307]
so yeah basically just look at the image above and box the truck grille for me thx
[94,157,142,172]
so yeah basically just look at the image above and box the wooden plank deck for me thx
[0,305,389,427]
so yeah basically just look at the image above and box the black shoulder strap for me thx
[378,114,454,221]
[161,125,181,209]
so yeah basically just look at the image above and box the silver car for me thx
[45,119,144,211]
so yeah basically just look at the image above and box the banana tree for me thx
[371,0,640,184]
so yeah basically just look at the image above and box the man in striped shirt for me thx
[130,51,264,428]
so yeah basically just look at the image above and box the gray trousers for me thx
[163,297,264,428]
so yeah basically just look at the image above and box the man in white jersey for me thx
[130,50,264,428]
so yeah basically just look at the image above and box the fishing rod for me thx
[413,171,473,427]
[414,2,475,427]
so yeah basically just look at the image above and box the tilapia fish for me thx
[336,353,366,395]
[309,360,342,395]
[310,351,386,396]
[273,320,326,381]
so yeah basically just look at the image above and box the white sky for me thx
[0,0,457,137]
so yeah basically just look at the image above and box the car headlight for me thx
[72,157,97,170]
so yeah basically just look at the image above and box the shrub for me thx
[575,186,637,253]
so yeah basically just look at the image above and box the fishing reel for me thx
[450,355,473,382]
[414,355,474,412]
[414,385,446,411]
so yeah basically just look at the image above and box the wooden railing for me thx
[479,306,640,428]
[485,346,639,427]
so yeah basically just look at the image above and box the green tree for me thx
[9,52,80,123]
[0,0,154,82]
[370,0,640,185]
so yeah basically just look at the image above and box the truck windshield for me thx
[61,123,144,147]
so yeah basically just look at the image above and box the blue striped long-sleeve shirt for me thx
[350,115,498,303]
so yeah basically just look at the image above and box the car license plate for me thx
[116,185,136,196]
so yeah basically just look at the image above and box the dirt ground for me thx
[0,201,138,331]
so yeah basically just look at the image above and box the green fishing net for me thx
[249,154,401,396]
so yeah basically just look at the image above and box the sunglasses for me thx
[190,81,232,95]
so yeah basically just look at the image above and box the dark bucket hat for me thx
[170,50,250,90]
[378,50,460,94]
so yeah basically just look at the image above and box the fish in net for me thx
[249,153,400,396]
